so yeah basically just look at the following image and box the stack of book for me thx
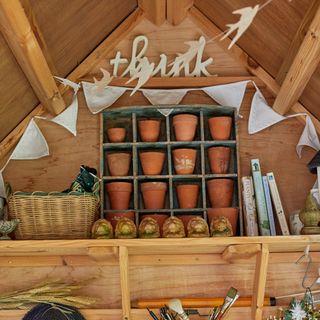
[242,159,290,236]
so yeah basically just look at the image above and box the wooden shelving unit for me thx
[0,236,319,320]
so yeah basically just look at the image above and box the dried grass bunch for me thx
[0,282,96,309]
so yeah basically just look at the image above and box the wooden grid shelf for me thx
[100,105,242,234]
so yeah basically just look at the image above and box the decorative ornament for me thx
[115,218,137,239]
[91,219,113,239]
[0,218,19,240]
[138,217,160,238]
[187,217,209,238]
[162,217,185,238]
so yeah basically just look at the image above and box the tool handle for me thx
[135,297,273,309]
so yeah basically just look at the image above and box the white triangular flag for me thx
[142,89,188,105]
[248,87,286,134]
[82,82,127,114]
[49,94,78,136]
[10,119,49,160]
[203,81,249,111]
[0,171,6,199]
[296,116,320,158]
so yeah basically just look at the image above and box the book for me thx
[251,159,271,236]
[241,176,259,236]
[262,176,276,236]
[266,172,290,236]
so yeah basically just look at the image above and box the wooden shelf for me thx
[0,236,319,320]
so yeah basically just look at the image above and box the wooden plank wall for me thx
[0,16,319,320]
[0,0,137,141]
[2,16,316,217]
[194,0,320,119]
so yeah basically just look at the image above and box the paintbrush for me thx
[217,293,239,319]
[214,287,238,320]
[168,299,190,320]
[147,308,159,320]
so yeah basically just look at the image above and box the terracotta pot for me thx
[106,182,132,210]
[106,152,131,176]
[106,211,135,229]
[179,215,200,232]
[107,127,126,143]
[173,149,197,174]
[141,214,169,236]
[173,114,198,141]
[138,119,161,142]
[141,182,167,209]
[207,179,234,208]
[208,116,232,140]
[176,184,199,208]
[140,151,165,175]
[208,147,231,174]
[207,208,239,235]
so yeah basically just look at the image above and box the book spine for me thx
[241,176,259,236]
[251,159,271,236]
[266,172,290,236]
[262,176,276,236]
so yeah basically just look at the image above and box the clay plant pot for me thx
[107,127,126,143]
[140,151,165,175]
[106,182,132,210]
[138,119,161,142]
[207,208,239,235]
[176,184,199,208]
[141,214,169,236]
[207,179,234,208]
[208,146,231,174]
[179,215,200,232]
[208,116,232,140]
[106,211,135,229]
[173,114,198,141]
[173,148,197,174]
[141,182,167,209]
[106,152,131,176]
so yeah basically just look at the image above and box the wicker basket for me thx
[8,191,99,240]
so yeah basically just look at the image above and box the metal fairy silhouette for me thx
[221,4,260,49]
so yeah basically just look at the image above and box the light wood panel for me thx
[0,33,38,141]
[138,0,166,26]
[0,0,65,115]
[273,4,320,115]
[167,0,193,25]
[276,0,320,84]
[28,0,138,77]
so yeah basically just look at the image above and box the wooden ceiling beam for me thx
[189,6,320,134]
[138,0,166,26]
[0,8,144,161]
[276,0,320,84]
[167,0,193,25]
[273,4,320,115]
[0,0,65,115]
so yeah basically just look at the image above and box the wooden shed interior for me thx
[0,1,320,320]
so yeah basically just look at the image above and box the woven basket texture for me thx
[8,192,99,240]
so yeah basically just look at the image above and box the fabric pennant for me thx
[203,80,249,111]
[248,87,286,134]
[82,82,127,114]
[142,88,188,105]
[49,94,78,136]
[10,119,49,160]
[296,116,320,158]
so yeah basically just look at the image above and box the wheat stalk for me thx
[0,282,96,310]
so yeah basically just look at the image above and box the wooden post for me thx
[252,244,269,320]
[138,0,166,26]
[0,0,65,115]
[167,0,193,25]
[276,0,320,84]
[273,4,320,115]
[119,246,131,320]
